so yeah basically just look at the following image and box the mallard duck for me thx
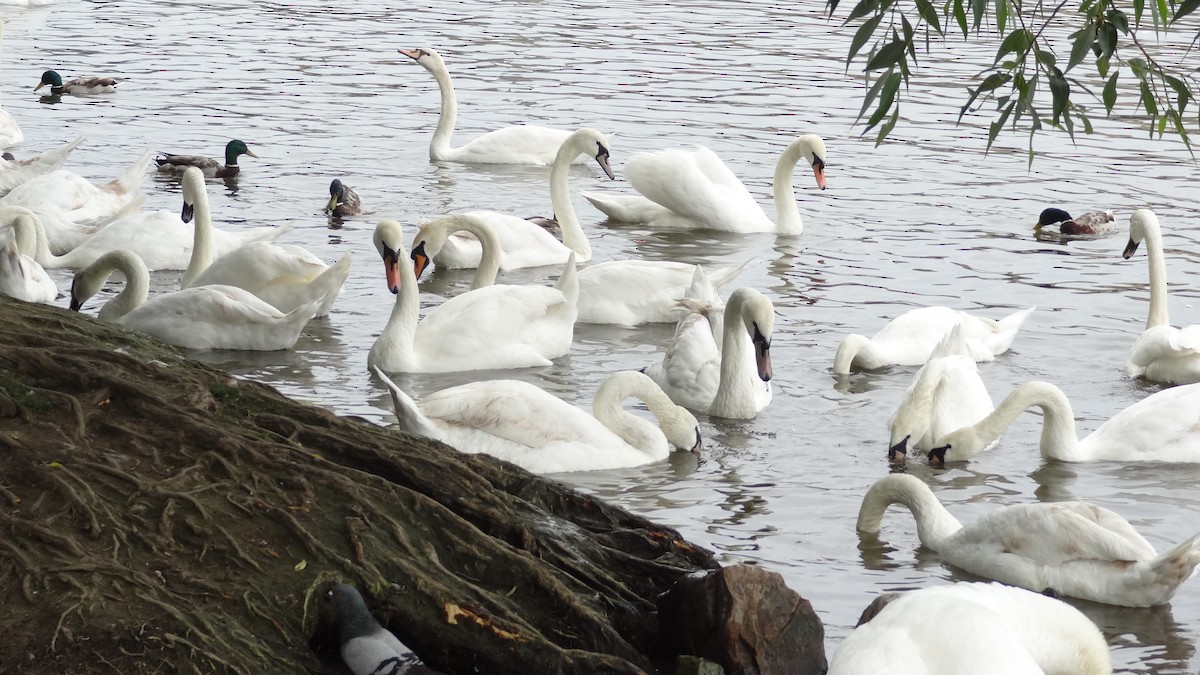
[1034,207,1115,235]
[155,139,258,178]
[325,179,362,217]
[35,70,119,96]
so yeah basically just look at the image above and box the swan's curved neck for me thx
[856,476,962,550]
[181,183,214,288]
[772,141,805,236]
[86,251,149,321]
[374,253,421,370]
[446,218,502,289]
[549,144,592,261]
[427,62,458,161]
[3,209,60,267]
[950,381,1080,461]
[1143,224,1170,329]
[592,371,671,455]
[833,334,871,374]
[709,292,757,416]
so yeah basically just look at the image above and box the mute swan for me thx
[833,305,1034,374]
[644,285,774,419]
[0,150,151,229]
[1,200,283,271]
[377,367,701,474]
[155,139,258,178]
[829,583,1112,675]
[330,584,422,675]
[399,47,597,166]
[925,380,1200,464]
[70,250,320,351]
[887,325,994,463]
[857,473,1200,607]
[411,127,613,271]
[368,220,578,373]
[0,20,22,149]
[326,179,362,217]
[0,232,54,303]
[1122,209,1200,385]
[35,70,119,95]
[581,135,827,235]
[410,212,749,326]
[179,167,349,316]
[0,137,82,197]
[1034,207,1115,236]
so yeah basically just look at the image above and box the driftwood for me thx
[0,295,719,673]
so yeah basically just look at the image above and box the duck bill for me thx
[812,161,827,190]
[326,195,339,213]
[34,83,45,92]
[1122,239,1140,259]
[244,148,259,159]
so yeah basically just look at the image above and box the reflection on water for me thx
[10,0,1200,670]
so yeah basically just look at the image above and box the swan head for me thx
[663,406,703,453]
[35,70,62,91]
[1124,208,1158,259]
[793,135,827,190]
[223,139,257,166]
[398,47,444,72]
[559,128,615,180]
[731,288,774,382]
[180,166,207,222]
[374,220,408,294]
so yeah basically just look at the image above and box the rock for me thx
[674,654,726,675]
[657,564,826,675]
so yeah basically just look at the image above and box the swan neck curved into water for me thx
[856,475,962,550]
[592,371,675,455]
[771,139,805,236]
[549,136,593,261]
[181,169,214,288]
[943,381,1080,461]
[427,58,458,161]
[75,250,149,321]
[1142,218,1170,330]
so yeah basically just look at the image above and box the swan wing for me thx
[625,146,765,228]
[1129,324,1200,367]
[578,260,723,326]
[60,211,194,270]
[0,244,55,303]
[193,242,328,290]
[451,125,582,166]
[645,310,722,411]
[1081,382,1200,461]
[120,285,312,351]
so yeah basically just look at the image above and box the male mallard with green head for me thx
[1034,207,1116,235]
[35,70,119,96]
[325,179,362,217]
[155,139,258,178]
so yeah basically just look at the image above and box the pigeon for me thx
[329,584,419,675]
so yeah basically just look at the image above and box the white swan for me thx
[0,203,283,271]
[411,212,749,326]
[887,325,994,463]
[0,151,152,232]
[368,220,578,373]
[410,127,613,271]
[644,285,774,419]
[857,473,1200,607]
[399,47,598,166]
[0,19,22,150]
[0,137,82,197]
[70,250,319,351]
[377,367,702,474]
[829,583,1112,675]
[833,306,1034,374]
[925,380,1200,464]
[179,167,350,316]
[1122,209,1200,385]
[0,231,54,303]
[581,135,827,235]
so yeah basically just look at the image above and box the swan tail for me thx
[94,194,147,227]
[31,136,84,171]
[988,306,1036,355]
[1150,532,1200,586]
[104,150,154,196]
[309,253,352,317]
[581,191,655,221]
[243,224,293,245]
[555,251,579,306]
[372,366,440,438]
[930,323,971,360]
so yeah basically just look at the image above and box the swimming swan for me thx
[368,220,578,373]
[70,250,319,351]
[1122,209,1200,385]
[410,127,613,271]
[0,137,83,197]
[0,151,152,231]
[925,380,1200,464]
[645,285,774,419]
[582,135,827,235]
[887,324,994,463]
[410,212,749,326]
[179,167,349,316]
[399,47,599,165]
[829,582,1112,675]
[856,473,1200,607]
[833,305,1034,374]
[376,367,702,474]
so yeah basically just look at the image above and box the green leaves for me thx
[1103,72,1119,113]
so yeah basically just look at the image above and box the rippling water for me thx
[8,0,1200,671]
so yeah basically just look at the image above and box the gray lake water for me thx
[7,0,1200,671]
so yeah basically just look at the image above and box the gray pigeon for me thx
[329,584,419,675]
